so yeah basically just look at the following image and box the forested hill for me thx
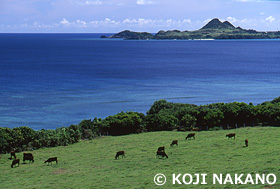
[1,96,280,154]
[200,18,236,30]
[105,18,280,40]
[107,30,154,40]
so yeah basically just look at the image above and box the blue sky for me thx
[0,0,280,33]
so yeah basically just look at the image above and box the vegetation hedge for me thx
[1,96,280,154]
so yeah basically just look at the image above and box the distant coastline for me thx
[102,18,280,40]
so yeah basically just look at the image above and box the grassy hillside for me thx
[1,127,279,188]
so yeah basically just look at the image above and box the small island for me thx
[103,18,280,40]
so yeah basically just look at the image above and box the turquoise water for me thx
[0,34,280,129]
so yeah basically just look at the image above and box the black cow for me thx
[245,139,248,147]
[156,151,168,159]
[11,159,20,168]
[23,153,34,163]
[226,133,236,139]
[115,151,125,159]
[186,133,195,140]
[170,140,178,147]
[10,151,16,159]
[44,157,58,165]
[157,146,165,152]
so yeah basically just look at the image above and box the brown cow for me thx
[157,146,165,152]
[226,133,236,139]
[23,153,34,163]
[10,151,16,159]
[245,139,248,147]
[186,133,195,140]
[170,140,178,147]
[44,157,58,165]
[115,151,125,159]
[11,159,20,168]
[156,151,168,159]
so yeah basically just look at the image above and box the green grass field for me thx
[1,127,280,188]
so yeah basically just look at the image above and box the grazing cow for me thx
[115,151,125,159]
[157,146,165,152]
[23,153,34,163]
[11,159,20,168]
[186,133,195,140]
[44,157,58,165]
[156,151,168,159]
[10,151,16,159]
[170,140,178,147]
[245,139,248,147]
[226,133,236,139]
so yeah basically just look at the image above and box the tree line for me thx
[1,97,280,154]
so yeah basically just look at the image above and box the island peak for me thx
[200,18,236,30]
[107,18,280,40]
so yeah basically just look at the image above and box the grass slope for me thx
[1,127,279,188]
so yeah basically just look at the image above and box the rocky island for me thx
[103,18,280,40]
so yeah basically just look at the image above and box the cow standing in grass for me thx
[10,151,16,159]
[186,133,195,140]
[226,133,236,139]
[115,151,125,159]
[245,139,248,147]
[11,159,20,168]
[44,157,58,165]
[170,140,178,147]
[23,153,34,163]
[157,146,165,152]
[156,151,168,159]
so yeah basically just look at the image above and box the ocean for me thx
[1,33,280,130]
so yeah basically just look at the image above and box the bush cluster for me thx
[1,97,280,153]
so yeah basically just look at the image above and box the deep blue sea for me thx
[1,33,280,130]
